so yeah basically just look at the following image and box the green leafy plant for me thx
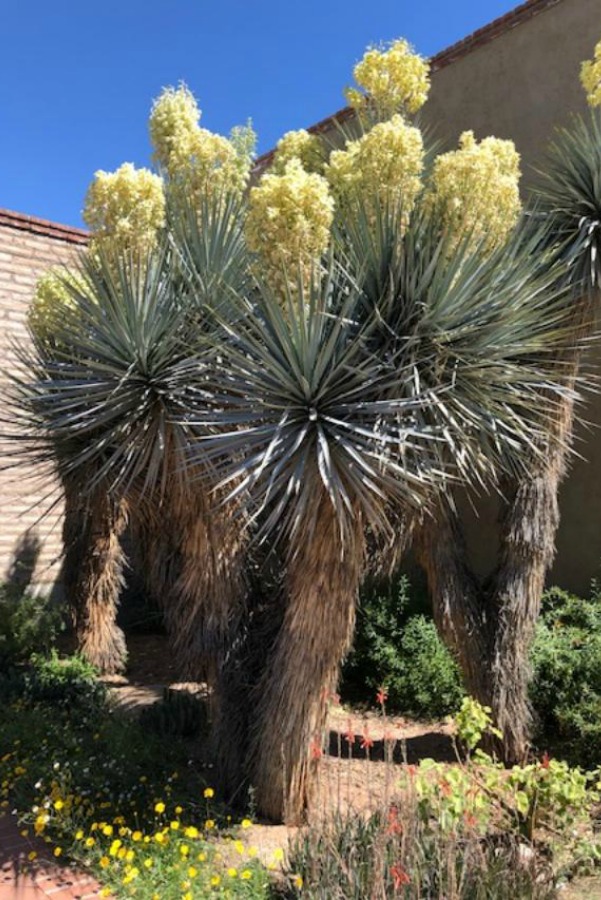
[22,651,106,714]
[530,585,601,766]
[0,584,64,671]
[342,575,463,717]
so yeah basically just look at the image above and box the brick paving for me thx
[0,816,109,899]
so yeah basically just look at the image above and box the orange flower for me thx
[390,864,411,889]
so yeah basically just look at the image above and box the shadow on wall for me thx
[5,529,41,594]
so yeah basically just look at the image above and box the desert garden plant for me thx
[5,38,593,828]
[414,73,601,762]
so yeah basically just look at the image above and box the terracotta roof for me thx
[0,208,89,244]
[254,0,564,173]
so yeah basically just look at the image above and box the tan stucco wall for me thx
[424,0,598,172]
[423,0,601,594]
[0,221,85,594]
[309,0,601,593]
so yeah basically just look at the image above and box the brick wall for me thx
[0,211,88,595]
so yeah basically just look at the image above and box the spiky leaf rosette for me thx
[533,112,601,293]
[5,188,253,500]
[196,199,580,550]
[336,200,580,489]
[191,271,444,547]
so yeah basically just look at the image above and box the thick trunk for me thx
[414,503,493,706]
[248,497,365,824]
[62,481,128,675]
[417,381,577,762]
[133,481,248,718]
[487,385,575,760]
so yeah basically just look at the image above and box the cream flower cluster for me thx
[345,39,430,119]
[272,129,325,174]
[426,131,522,252]
[325,114,424,219]
[581,40,601,107]
[28,268,84,345]
[83,162,166,257]
[149,84,249,199]
[246,159,334,296]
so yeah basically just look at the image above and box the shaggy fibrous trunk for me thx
[487,383,575,760]
[62,480,128,674]
[414,502,493,706]
[417,364,581,762]
[248,496,365,824]
[134,474,248,716]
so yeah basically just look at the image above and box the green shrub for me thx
[342,575,463,717]
[530,586,601,767]
[12,651,108,715]
[0,584,64,670]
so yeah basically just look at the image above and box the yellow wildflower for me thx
[188,866,198,878]
[99,856,110,869]
[581,40,601,107]
[132,830,142,841]
[247,159,334,297]
[272,129,324,174]
[149,84,249,200]
[241,818,252,829]
[83,162,165,258]
[154,801,166,814]
[326,114,424,222]
[53,799,64,811]
[53,847,62,858]
[241,869,252,880]
[203,787,214,799]
[345,38,430,119]
[425,130,521,252]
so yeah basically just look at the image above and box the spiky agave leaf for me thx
[189,264,453,548]
[533,111,601,292]
[335,199,582,489]
[4,242,219,499]
[166,185,251,318]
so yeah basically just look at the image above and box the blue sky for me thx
[1,1,520,227]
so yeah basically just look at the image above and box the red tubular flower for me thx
[343,719,355,744]
[376,687,388,706]
[360,729,374,751]
[390,864,411,889]
[541,751,551,769]
[310,739,323,759]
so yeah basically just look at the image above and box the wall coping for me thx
[0,208,89,245]
[254,0,565,172]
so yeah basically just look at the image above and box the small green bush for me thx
[530,585,601,767]
[0,584,64,670]
[342,575,463,717]
[18,651,107,715]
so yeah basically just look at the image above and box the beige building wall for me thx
[293,0,601,594]
[423,0,601,594]
[0,211,88,594]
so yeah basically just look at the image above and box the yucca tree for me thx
[413,113,601,761]
[193,198,579,823]
[6,192,252,687]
